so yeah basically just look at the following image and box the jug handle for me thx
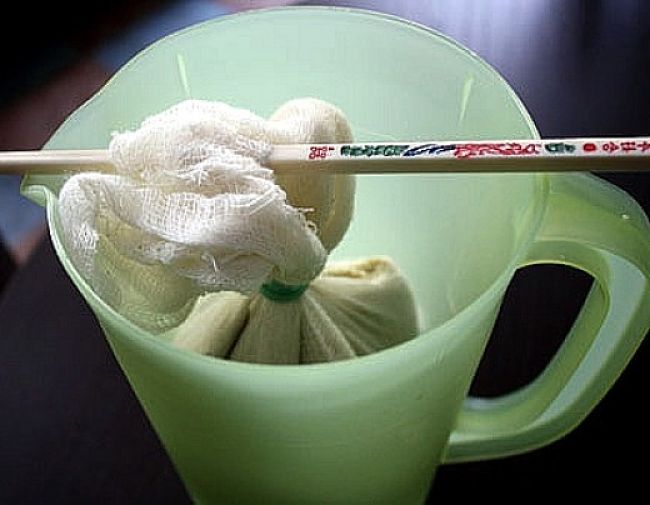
[444,173,650,463]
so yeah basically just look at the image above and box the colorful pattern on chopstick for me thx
[306,138,650,161]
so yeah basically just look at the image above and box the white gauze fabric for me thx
[58,98,420,363]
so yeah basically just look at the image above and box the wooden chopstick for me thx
[2,137,650,175]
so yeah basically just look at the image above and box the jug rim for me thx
[27,6,550,371]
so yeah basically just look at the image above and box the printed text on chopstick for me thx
[304,139,650,160]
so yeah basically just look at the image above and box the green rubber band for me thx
[259,280,309,302]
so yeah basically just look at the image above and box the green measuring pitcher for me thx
[22,7,650,505]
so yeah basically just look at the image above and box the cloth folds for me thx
[58,98,419,363]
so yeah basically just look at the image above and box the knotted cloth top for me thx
[58,98,355,331]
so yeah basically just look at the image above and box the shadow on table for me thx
[0,235,15,294]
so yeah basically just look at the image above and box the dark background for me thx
[1,1,648,503]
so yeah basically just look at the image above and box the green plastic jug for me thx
[22,7,650,505]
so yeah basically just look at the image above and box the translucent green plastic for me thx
[21,7,650,504]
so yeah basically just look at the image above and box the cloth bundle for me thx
[58,98,420,364]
